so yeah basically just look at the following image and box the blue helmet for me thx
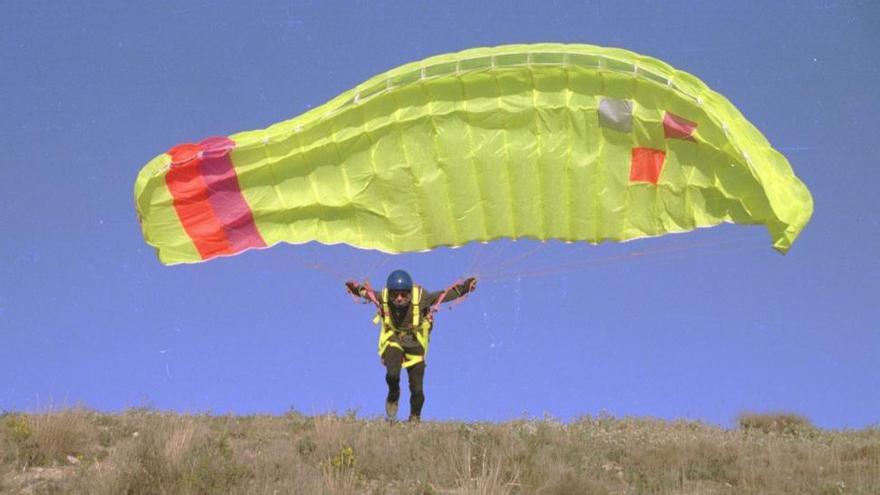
[386,269,413,291]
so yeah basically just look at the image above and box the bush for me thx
[94,416,252,494]
[737,412,816,436]
[3,408,97,467]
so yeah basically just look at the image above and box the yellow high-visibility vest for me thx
[376,286,433,368]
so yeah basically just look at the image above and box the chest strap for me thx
[381,287,420,330]
[377,287,430,368]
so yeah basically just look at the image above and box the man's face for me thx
[390,289,412,307]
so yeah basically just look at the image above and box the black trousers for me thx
[382,345,426,417]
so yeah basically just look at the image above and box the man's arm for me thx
[424,277,477,308]
[345,280,366,298]
[345,280,380,307]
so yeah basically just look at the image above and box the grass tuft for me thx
[737,411,817,436]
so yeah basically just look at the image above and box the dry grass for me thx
[0,409,878,494]
[737,411,817,436]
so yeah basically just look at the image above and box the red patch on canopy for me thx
[663,112,697,141]
[165,137,266,261]
[630,147,666,184]
[166,143,234,260]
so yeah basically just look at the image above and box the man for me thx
[346,270,477,423]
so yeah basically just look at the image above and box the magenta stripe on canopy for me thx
[197,136,267,253]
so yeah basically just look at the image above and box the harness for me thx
[376,286,433,368]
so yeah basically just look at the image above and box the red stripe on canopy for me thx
[165,138,265,261]
[198,137,266,254]
[166,143,234,260]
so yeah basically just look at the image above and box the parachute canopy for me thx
[134,43,813,265]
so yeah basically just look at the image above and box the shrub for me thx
[737,412,816,436]
[96,416,252,494]
[3,408,97,467]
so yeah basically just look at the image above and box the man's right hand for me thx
[345,280,360,296]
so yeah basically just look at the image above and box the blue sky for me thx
[1,1,878,428]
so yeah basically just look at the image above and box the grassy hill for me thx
[1,409,878,494]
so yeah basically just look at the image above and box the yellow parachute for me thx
[134,43,813,264]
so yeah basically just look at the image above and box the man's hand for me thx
[345,280,361,296]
